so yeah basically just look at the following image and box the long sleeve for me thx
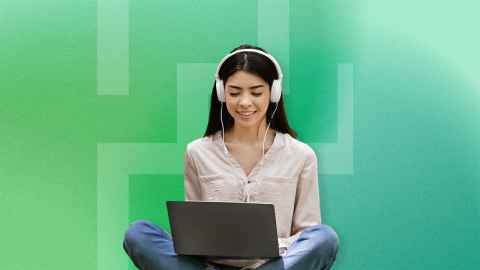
[184,147,202,201]
[278,147,321,249]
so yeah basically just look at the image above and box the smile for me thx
[238,111,256,118]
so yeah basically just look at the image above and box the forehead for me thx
[225,71,267,85]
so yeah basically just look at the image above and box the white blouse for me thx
[184,130,321,269]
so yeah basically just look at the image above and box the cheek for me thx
[224,99,235,110]
[225,101,242,118]
[259,98,270,111]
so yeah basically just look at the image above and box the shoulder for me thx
[282,133,317,163]
[185,132,219,159]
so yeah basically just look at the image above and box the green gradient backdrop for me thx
[1,1,479,270]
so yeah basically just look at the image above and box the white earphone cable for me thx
[220,103,226,154]
[260,102,279,167]
[220,100,279,203]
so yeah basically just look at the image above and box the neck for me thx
[226,118,271,145]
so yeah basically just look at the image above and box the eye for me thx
[229,92,240,97]
[252,92,262,97]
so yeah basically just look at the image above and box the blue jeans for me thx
[123,220,339,270]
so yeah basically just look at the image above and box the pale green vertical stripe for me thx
[97,0,129,95]
[312,63,354,175]
[257,0,290,95]
[97,146,129,270]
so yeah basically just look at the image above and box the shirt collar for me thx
[212,129,284,148]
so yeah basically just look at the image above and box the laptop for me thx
[166,200,280,259]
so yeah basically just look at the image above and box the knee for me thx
[308,224,339,259]
[123,219,156,250]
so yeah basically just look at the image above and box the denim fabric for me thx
[123,220,339,270]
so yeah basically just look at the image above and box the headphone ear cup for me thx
[216,79,225,102]
[270,79,282,103]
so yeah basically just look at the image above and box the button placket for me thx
[216,130,280,203]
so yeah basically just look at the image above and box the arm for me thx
[184,147,202,201]
[278,147,322,249]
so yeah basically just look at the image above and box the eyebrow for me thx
[227,84,265,90]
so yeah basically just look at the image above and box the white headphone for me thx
[214,48,283,103]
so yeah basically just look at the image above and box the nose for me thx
[238,94,253,108]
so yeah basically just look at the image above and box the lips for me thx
[237,111,256,118]
[238,111,255,116]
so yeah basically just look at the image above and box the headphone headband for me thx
[214,48,283,80]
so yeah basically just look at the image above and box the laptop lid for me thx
[166,200,280,259]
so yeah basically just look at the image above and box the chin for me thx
[235,119,261,128]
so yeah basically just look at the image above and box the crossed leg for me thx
[123,220,339,270]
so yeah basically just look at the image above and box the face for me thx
[224,70,271,129]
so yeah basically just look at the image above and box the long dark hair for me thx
[203,44,297,138]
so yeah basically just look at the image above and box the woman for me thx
[123,44,339,270]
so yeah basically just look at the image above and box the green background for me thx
[1,0,479,270]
